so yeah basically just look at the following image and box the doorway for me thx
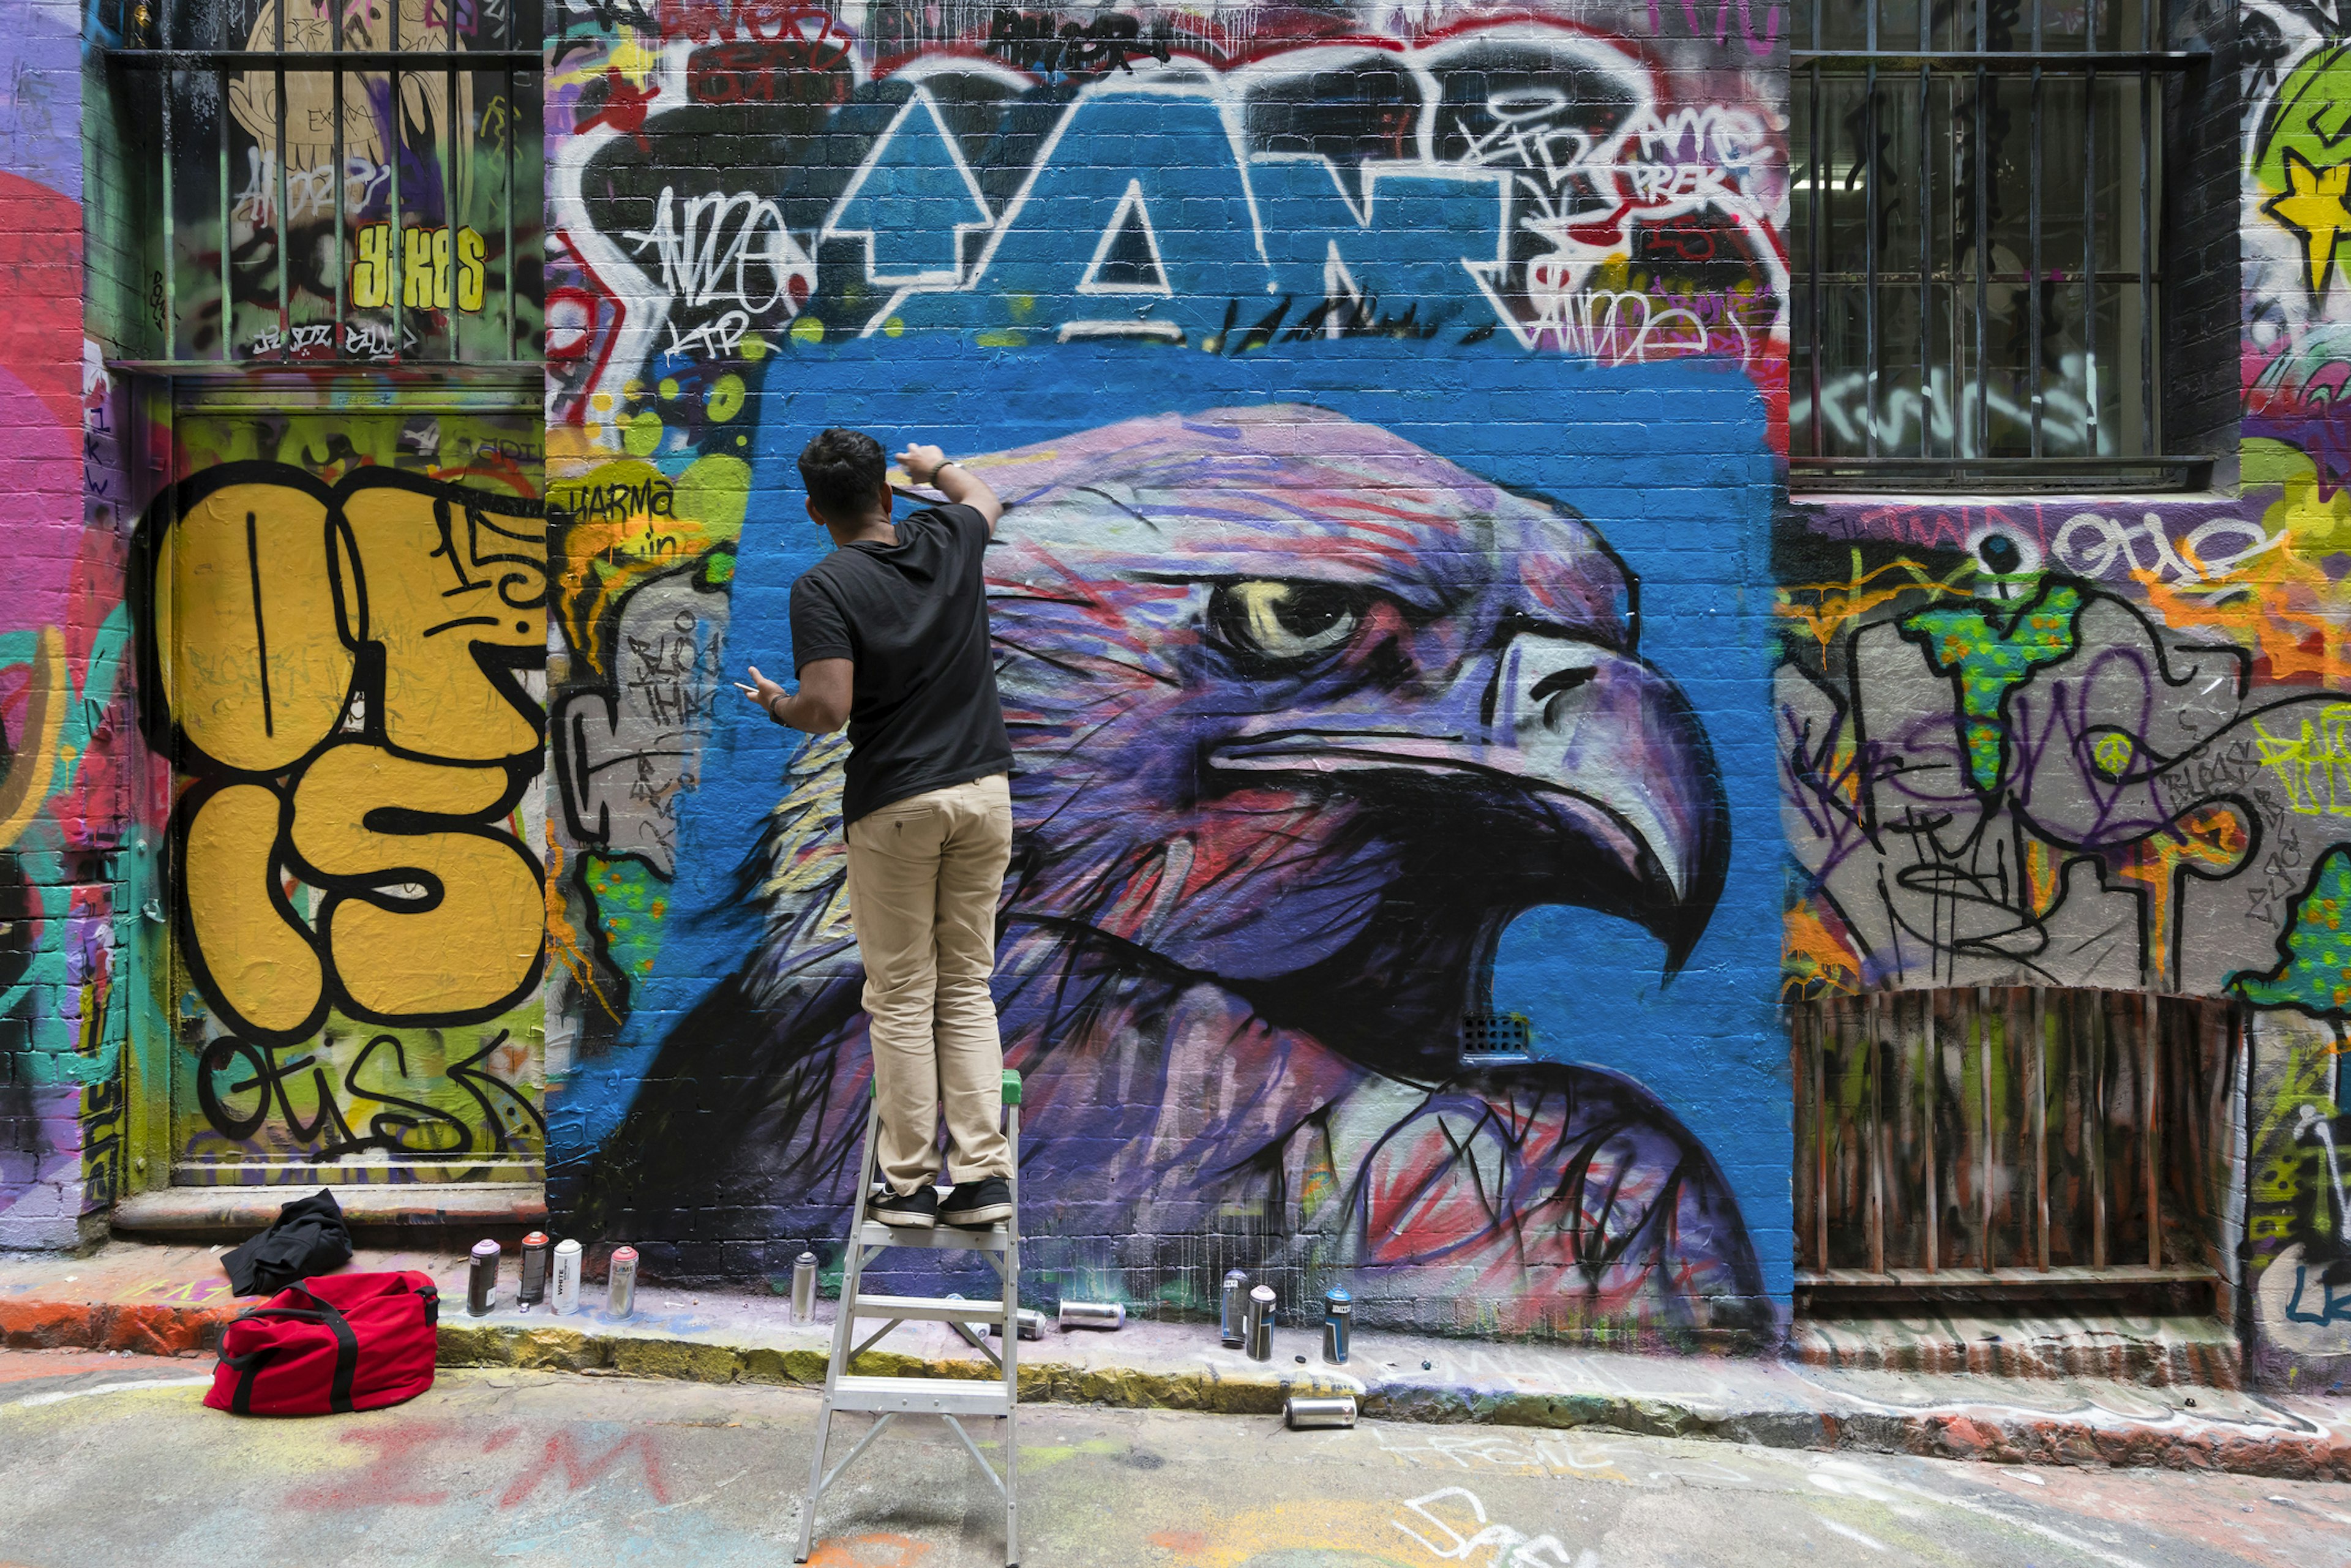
[152,389,546,1188]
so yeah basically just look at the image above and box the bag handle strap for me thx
[222,1291,359,1415]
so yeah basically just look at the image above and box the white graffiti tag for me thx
[1392,1485,1597,1567]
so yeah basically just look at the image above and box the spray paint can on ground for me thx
[518,1232,550,1309]
[1058,1301,1125,1330]
[1321,1286,1352,1365]
[466,1239,500,1316]
[552,1238,582,1316]
[790,1252,817,1325]
[1245,1285,1275,1362]
[991,1308,1046,1340]
[1219,1269,1248,1348]
[607,1245,639,1319]
[1284,1395,1357,1430]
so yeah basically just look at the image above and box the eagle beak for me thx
[1208,632,1728,974]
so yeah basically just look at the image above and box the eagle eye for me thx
[1209,580,1363,667]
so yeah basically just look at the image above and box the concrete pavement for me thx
[3,1349,2350,1567]
[4,1242,2348,1485]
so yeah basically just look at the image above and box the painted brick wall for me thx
[540,0,1793,1345]
[0,0,140,1248]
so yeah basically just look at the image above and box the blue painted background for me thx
[552,337,1792,1300]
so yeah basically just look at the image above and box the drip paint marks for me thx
[541,0,1788,1342]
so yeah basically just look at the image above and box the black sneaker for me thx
[939,1177,1013,1226]
[869,1185,937,1228]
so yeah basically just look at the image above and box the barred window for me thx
[100,0,542,364]
[1790,0,2203,489]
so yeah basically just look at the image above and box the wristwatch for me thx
[928,459,957,485]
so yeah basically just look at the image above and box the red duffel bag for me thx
[204,1270,440,1416]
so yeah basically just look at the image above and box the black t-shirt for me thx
[788,502,1013,825]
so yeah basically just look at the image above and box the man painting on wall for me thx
[742,430,1017,1231]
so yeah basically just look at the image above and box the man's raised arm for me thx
[898,442,1003,533]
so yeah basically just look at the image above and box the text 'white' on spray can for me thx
[607,1245,639,1319]
[552,1238,582,1316]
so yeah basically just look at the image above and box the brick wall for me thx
[539,0,1793,1345]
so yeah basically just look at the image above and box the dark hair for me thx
[798,428,887,522]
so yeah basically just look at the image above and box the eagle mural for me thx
[567,405,1768,1341]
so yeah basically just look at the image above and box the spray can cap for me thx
[522,1231,549,1247]
[554,1237,582,1256]
[1324,1286,1352,1307]
[611,1245,638,1262]
[797,1251,817,1265]
[1250,1284,1275,1303]
[471,1239,500,1259]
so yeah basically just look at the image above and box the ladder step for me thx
[855,1221,1011,1252]
[851,1294,1007,1322]
[830,1375,1012,1417]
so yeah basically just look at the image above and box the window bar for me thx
[2083,55,2099,454]
[2145,990,2162,1268]
[1862,61,1880,460]
[1971,12,1990,458]
[1807,58,1824,458]
[444,0,458,362]
[2091,989,2110,1267]
[388,0,403,363]
[1813,1002,1830,1273]
[504,64,516,361]
[2031,985,2049,1270]
[2027,66,2044,457]
[1867,991,1886,1275]
[273,0,291,359]
[159,13,176,358]
[1922,994,1939,1271]
[332,12,345,354]
[2139,67,2156,453]
[219,61,233,361]
[1916,55,1931,459]
[1978,985,1993,1270]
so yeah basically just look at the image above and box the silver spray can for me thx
[992,1307,1044,1340]
[790,1251,817,1324]
[1219,1269,1248,1348]
[1245,1284,1275,1362]
[607,1244,639,1319]
[1321,1286,1352,1365]
[466,1238,500,1316]
[1059,1300,1126,1330]
[552,1238,582,1316]
[518,1231,550,1308]
[1285,1394,1358,1430]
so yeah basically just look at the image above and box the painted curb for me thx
[8,1295,2341,1482]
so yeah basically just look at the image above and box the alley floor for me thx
[1,1348,2348,1568]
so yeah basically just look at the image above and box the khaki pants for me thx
[843,773,1015,1195]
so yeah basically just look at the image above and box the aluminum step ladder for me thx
[795,1068,1021,1566]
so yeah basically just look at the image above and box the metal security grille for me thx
[1792,988,2237,1294]
[102,0,541,364]
[1790,0,2205,489]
